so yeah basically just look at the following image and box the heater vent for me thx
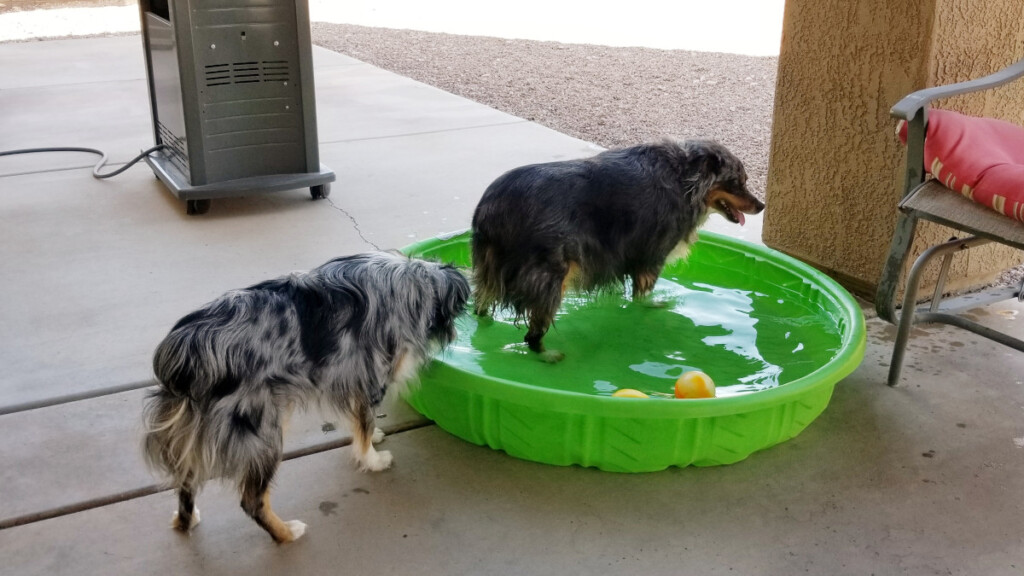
[204,61,291,87]
[157,122,189,175]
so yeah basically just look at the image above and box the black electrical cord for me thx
[0,145,166,179]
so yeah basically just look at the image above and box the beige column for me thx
[763,0,1024,299]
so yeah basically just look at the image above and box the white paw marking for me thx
[371,427,385,444]
[285,520,307,541]
[358,449,393,472]
[170,507,201,531]
[540,350,565,364]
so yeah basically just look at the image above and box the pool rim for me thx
[403,229,866,420]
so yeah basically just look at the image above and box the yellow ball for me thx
[612,388,649,398]
[674,371,716,399]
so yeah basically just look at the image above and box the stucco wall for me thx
[764,0,1024,298]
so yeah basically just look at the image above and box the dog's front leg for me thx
[526,310,565,364]
[632,269,670,308]
[631,270,659,301]
[348,399,393,472]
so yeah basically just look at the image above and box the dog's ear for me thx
[702,152,722,176]
[440,266,471,315]
[428,266,470,342]
[429,266,470,318]
[691,141,723,175]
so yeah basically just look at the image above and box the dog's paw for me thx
[282,520,307,542]
[539,349,565,364]
[641,298,670,309]
[170,507,201,531]
[371,427,385,444]
[358,449,393,472]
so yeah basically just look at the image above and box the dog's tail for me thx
[142,388,214,531]
[142,388,211,488]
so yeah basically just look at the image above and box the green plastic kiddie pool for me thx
[402,230,865,473]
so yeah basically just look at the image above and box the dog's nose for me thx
[741,189,765,214]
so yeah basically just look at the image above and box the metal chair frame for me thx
[876,56,1024,387]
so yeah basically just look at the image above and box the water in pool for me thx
[441,275,844,399]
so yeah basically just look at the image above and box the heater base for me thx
[146,151,335,213]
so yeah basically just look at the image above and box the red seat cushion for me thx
[898,109,1024,222]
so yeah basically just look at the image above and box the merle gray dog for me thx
[143,252,469,543]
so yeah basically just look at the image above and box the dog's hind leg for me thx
[471,245,498,319]
[171,474,201,532]
[523,264,575,363]
[239,466,306,543]
[348,398,393,472]
[526,307,564,363]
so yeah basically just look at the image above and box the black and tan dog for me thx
[471,139,764,362]
[143,253,469,543]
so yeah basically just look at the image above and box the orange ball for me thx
[674,371,716,399]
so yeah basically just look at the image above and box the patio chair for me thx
[876,56,1024,387]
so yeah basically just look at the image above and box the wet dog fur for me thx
[142,252,469,543]
[470,139,764,361]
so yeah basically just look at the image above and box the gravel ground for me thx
[312,22,777,201]
[5,13,1018,284]
[0,0,130,14]
[312,23,1024,287]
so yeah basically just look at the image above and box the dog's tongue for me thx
[734,209,746,226]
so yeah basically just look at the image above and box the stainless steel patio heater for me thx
[138,0,334,214]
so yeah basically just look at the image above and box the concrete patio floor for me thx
[2,35,1024,575]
